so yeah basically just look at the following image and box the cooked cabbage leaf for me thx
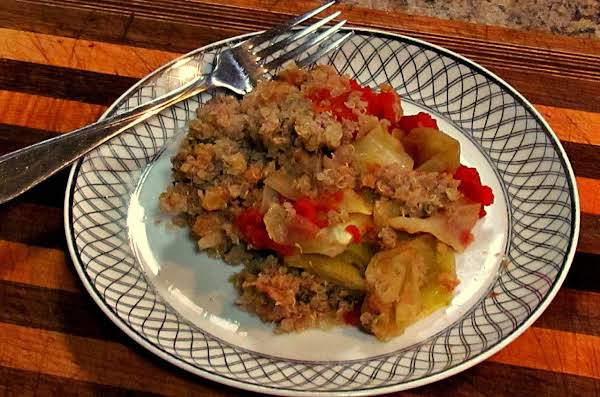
[387,200,480,252]
[285,254,366,291]
[361,235,458,340]
[353,125,414,171]
[401,127,460,173]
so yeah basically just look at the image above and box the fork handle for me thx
[0,77,211,205]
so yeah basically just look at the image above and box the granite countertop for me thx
[342,0,600,38]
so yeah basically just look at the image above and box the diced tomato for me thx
[234,208,294,256]
[307,88,357,121]
[397,112,438,132]
[345,225,362,243]
[234,208,264,245]
[478,186,494,205]
[453,165,495,218]
[293,197,329,228]
[236,191,348,255]
[331,103,357,121]
[293,197,318,222]
[315,190,344,211]
[291,191,343,228]
[376,91,398,121]
[309,88,331,102]
[350,79,399,122]
[343,307,362,326]
[453,165,494,205]
[307,80,401,124]
[349,79,370,95]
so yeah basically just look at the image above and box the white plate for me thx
[65,27,579,395]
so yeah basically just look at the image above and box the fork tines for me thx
[244,1,350,69]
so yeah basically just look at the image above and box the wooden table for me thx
[1,1,599,396]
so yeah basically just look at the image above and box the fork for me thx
[0,1,351,204]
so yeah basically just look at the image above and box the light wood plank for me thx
[492,327,600,380]
[577,178,600,217]
[0,28,178,78]
[0,90,105,132]
[536,105,600,146]
[0,240,79,293]
[0,85,598,151]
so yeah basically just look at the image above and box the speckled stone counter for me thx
[342,0,600,38]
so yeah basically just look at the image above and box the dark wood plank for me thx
[486,66,600,114]
[0,125,69,209]
[562,141,600,180]
[0,202,65,249]
[0,124,59,156]
[533,288,600,337]
[11,169,70,209]
[564,252,600,293]
[409,361,600,397]
[5,0,600,55]
[0,59,137,106]
[579,213,600,255]
[0,366,165,397]
[0,280,125,342]
[1,0,600,112]
[1,360,599,397]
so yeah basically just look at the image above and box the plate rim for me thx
[63,26,580,396]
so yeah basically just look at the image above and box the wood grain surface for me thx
[0,0,599,396]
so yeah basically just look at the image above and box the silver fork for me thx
[0,1,352,204]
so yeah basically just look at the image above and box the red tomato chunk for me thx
[397,112,438,132]
[343,306,362,326]
[291,191,344,228]
[308,88,357,121]
[308,80,400,123]
[453,165,495,217]
[234,208,294,256]
[345,225,362,243]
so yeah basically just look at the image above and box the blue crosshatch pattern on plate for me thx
[65,28,577,394]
